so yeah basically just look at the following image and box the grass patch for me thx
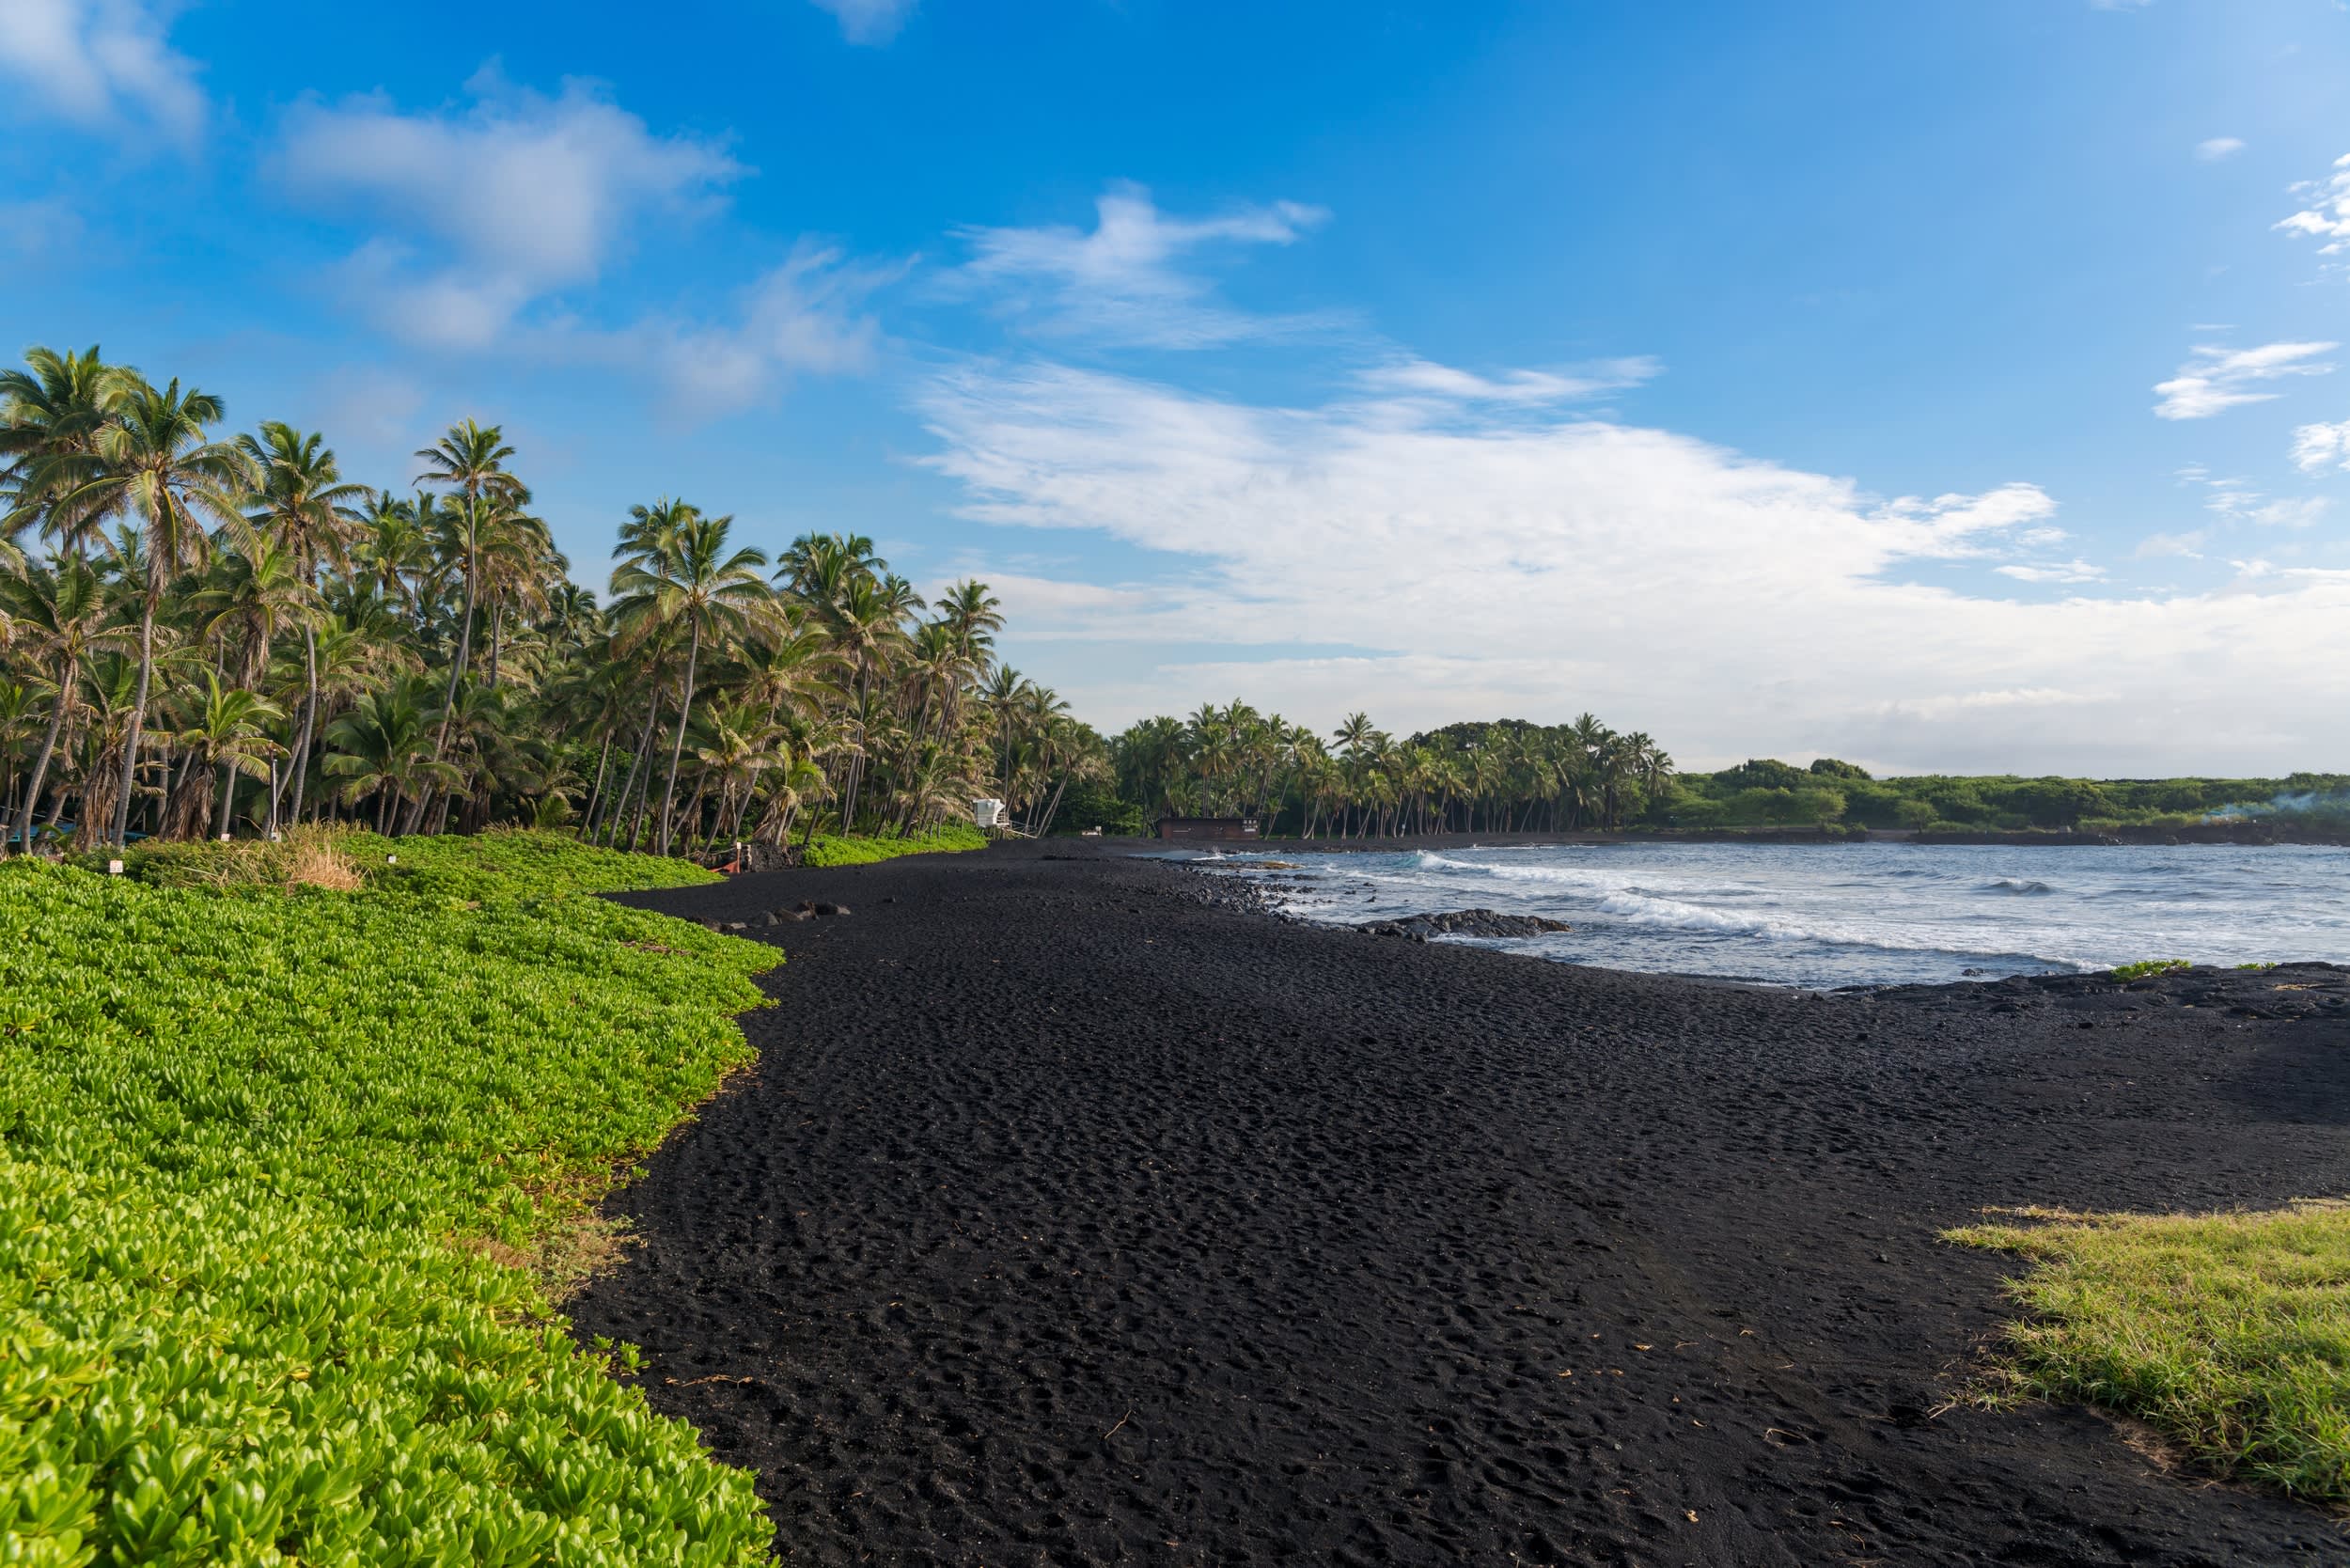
[2109,958,2195,980]
[0,829,778,1564]
[801,822,988,867]
[1946,1200,2350,1502]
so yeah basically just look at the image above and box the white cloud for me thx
[273,71,882,409]
[1869,688,2097,720]
[546,242,896,414]
[279,71,744,346]
[1995,559,2106,584]
[2194,137,2246,163]
[2136,529,2207,559]
[1355,356,1662,406]
[809,0,915,43]
[915,360,2350,772]
[2278,152,2350,254]
[0,0,203,143]
[951,181,1335,348]
[2153,341,2335,419]
[2249,495,2328,528]
[2291,416,2350,473]
[0,196,86,257]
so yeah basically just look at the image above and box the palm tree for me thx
[237,422,365,823]
[175,673,282,839]
[608,504,770,855]
[404,422,525,824]
[322,678,458,834]
[0,556,123,855]
[0,345,135,562]
[37,377,256,844]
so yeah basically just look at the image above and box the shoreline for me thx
[1110,823,2350,851]
[580,845,2350,1563]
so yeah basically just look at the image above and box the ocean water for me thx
[1170,841,2350,988]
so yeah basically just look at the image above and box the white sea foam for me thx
[1208,841,2350,987]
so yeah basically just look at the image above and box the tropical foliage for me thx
[0,345,1092,856]
[0,830,776,1564]
[1110,706,1669,836]
[1106,703,2345,839]
[1653,760,2350,835]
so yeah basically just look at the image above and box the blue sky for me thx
[4,0,2348,773]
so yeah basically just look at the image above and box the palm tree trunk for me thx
[580,730,614,837]
[283,622,320,824]
[111,599,157,846]
[608,692,663,848]
[409,565,477,835]
[215,757,237,840]
[1034,775,1071,839]
[9,677,67,857]
[656,621,701,857]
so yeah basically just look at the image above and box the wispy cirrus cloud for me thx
[540,241,900,415]
[2292,416,2350,474]
[2194,136,2246,164]
[2152,341,2334,419]
[1354,355,1662,408]
[808,0,916,44]
[949,181,1337,349]
[0,0,204,144]
[1995,558,2106,584]
[2277,152,2350,255]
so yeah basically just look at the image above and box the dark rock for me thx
[1861,961,2349,1021]
[1355,908,1573,941]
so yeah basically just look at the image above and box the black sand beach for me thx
[575,845,2350,1566]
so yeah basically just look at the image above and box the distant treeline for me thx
[1051,706,2347,838]
[1661,758,2350,835]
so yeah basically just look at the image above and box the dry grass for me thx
[462,1214,635,1303]
[119,824,370,893]
[283,833,363,891]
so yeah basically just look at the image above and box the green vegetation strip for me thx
[799,822,987,867]
[0,831,779,1566]
[1947,1202,2350,1501]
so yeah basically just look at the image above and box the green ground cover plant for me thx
[800,822,988,867]
[1947,1202,2350,1502]
[2110,959,2195,980]
[0,830,778,1565]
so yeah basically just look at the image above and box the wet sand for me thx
[573,844,2350,1565]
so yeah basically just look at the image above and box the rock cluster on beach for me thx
[1865,961,2349,1022]
[1353,907,1574,942]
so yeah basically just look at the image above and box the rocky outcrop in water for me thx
[1355,908,1572,942]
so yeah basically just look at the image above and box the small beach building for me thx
[1156,816,1261,841]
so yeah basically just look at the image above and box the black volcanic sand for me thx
[574,845,2350,1566]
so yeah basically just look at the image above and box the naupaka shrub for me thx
[0,832,779,1565]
